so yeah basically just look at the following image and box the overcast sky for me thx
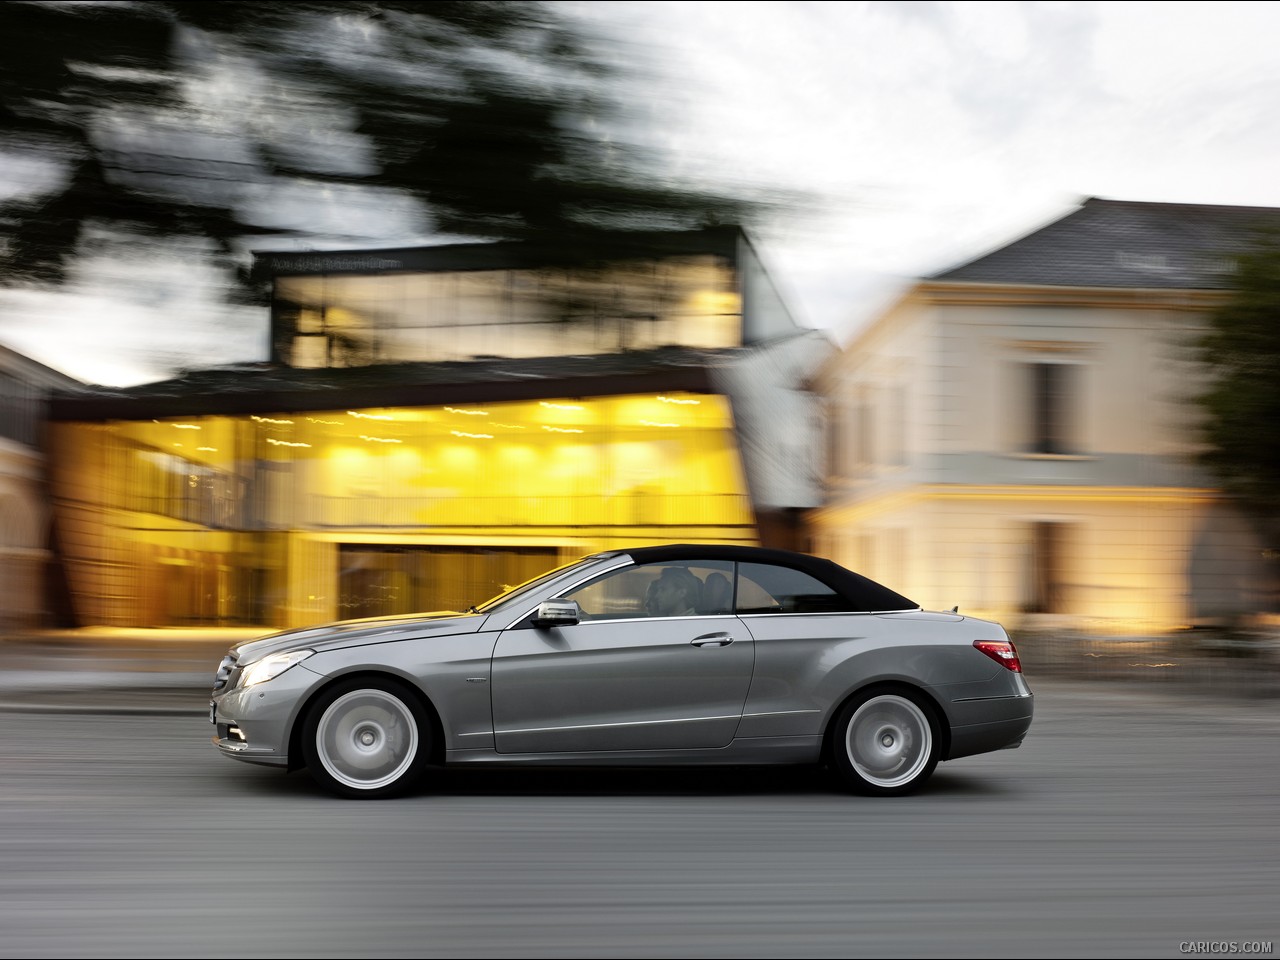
[4,0,1280,385]
[586,0,1280,329]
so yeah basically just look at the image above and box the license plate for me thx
[209,701,217,724]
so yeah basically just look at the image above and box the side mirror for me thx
[532,599,581,628]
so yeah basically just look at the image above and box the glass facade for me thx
[49,392,754,627]
[272,256,742,367]
[45,230,822,629]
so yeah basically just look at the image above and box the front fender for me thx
[299,632,499,752]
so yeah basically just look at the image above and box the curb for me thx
[0,701,207,716]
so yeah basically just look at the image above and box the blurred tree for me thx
[0,1,760,296]
[1197,233,1280,541]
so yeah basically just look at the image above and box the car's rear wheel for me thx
[831,689,939,796]
[302,678,430,799]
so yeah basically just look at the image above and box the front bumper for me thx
[210,663,322,768]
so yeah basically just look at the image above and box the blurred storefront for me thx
[0,344,82,632]
[48,228,830,628]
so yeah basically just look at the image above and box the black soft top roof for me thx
[607,544,917,612]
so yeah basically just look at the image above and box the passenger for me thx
[701,571,732,614]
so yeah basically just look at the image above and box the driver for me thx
[643,566,702,618]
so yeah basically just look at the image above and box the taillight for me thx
[974,639,1022,672]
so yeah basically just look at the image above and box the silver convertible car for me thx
[210,545,1032,798]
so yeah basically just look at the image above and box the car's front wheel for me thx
[831,689,939,796]
[301,677,431,799]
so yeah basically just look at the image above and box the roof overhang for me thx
[49,349,730,423]
[253,227,745,280]
[912,280,1231,310]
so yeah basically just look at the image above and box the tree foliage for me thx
[0,1,760,295]
[1197,233,1280,536]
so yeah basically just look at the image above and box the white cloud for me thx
[561,0,1280,340]
[0,244,261,386]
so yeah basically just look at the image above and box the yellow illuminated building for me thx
[49,228,831,627]
[50,393,752,627]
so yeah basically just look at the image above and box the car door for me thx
[491,560,755,754]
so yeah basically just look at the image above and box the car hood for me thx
[231,611,485,662]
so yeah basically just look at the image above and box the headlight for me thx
[241,650,316,687]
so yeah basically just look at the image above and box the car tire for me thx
[831,688,940,796]
[301,677,431,799]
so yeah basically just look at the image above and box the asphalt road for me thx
[0,680,1275,959]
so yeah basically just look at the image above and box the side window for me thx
[736,562,848,614]
[563,560,735,620]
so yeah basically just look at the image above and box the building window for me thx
[339,545,559,619]
[826,398,849,479]
[272,256,742,368]
[886,382,907,467]
[857,532,876,580]
[1025,521,1069,613]
[855,396,875,468]
[1027,362,1076,455]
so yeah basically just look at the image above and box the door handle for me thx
[691,633,733,647]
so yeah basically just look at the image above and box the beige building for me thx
[0,343,81,632]
[811,198,1279,635]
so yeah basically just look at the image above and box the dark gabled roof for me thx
[931,197,1280,289]
[614,543,917,612]
[48,347,733,422]
[253,226,744,279]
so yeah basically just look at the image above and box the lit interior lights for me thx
[640,420,680,428]
[542,426,584,434]
[251,415,295,425]
[444,407,490,416]
[658,396,700,405]
[690,290,741,315]
[450,430,494,439]
[360,435,402,443]
[307,417,343,425]
[197,447,218,453]
[349,411,394,421]
[540,401,584,411]
[492,423,527,429]
[266,438,311,447]
[172,423,202,430]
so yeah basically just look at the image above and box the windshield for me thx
[472,554,617,614]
